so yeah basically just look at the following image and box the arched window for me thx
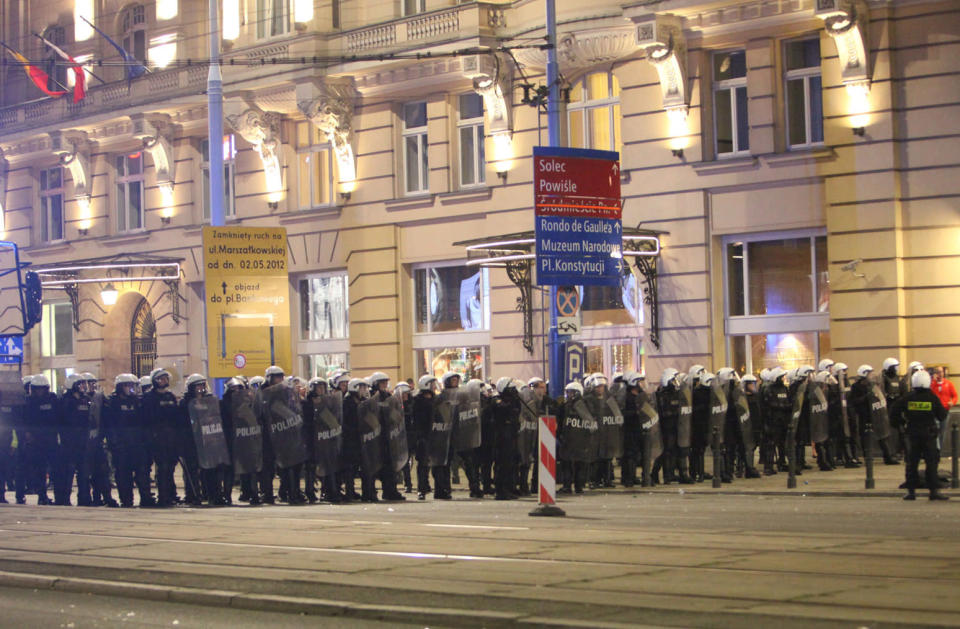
[130,297,157,376]
[567,72,622,154]
[120,4,147,64]
[42,26,68,94]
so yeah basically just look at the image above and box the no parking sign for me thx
[556,286,581,335]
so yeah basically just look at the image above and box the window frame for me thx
[256,0,291,40]
[457,92,486,189]
[783,37,824,150]
[294,121,335,210]
[120,4,147,65]
[40,301,74,358]
[39,166,65,243]
[566,71,622,154]
[115,152,145,233]
[201,135,237,221]
[412,261,491,344]
[402,101,429,195]
[414,345,488,382]
[297,271,350,376]
[712,49,750,158]
[42,26,68,93]
[402,0,426,17]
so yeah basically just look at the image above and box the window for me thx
[299,274,349,340]
[402,0,425,16]
[295,122,334,209]
[298,273,349,379]
[116,152,144,232]
[42,27,68,94]
[567,72,622,153]
[40,302,73,357]
[724,232,829,373]
[415,346,486,381]
[458,93,485,187]
[402,102,429,194]
[39,167,64,242]
[580,276,642,328]
[415,265,490,334]
[784,38,823,148]
[713,50,749,156]
[120,4,147,64]
[201,135,237,220]
[332,0,340,29]
[257,0,290,38]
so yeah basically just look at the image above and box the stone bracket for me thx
[295,80,358,187]
[130,114,175,189]
[816,0,870,88]
[49,130,92,202]
[631,14,688,113]
[225,99,284,202]
[462,54,512,136]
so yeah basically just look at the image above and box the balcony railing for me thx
[343,2,505,54]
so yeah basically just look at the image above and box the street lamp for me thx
[100,283,119,306]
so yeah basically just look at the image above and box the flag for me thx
[2,46,67,98]
[79,15,146,82]
[37,35,86,103]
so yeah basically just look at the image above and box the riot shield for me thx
[732,386,755,455]
[789,380,808,439]
[230,388,263,475]
[597,396,625,459]
[263,384,307,469]
[839,374,852,439]
[868,382,892,440]
[358,396,383,477]
[517,389,539,466]
[188,395,231,470]
[0,371,22,445]
[559,399,597,463]
[313,393,343,477]
[381,394,409,472]
[677,382,693,448]
[427,398,454,466]
[638,399,663,463]
[808,381,829,444]
[709,383,728,446]
[453,382,482,453]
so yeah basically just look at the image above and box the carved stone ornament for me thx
[462,54,512,135]
[49,130,92,201]
[130,114,175,187]
[295,80,357,184]
[225,103,283,197]
[511,25,639,72]
[815,0,870,86]
[631,14,687,111]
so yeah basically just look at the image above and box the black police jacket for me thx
[889,389,947,435]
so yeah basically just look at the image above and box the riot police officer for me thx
[104,373,155,508]
[655,368,693,484]
[493,377,520,500]
[412,375,438,500]
[341,377,367,501]
[55,374,91,505]
[762,367,792,475]
[21,375,59,505]
[81,372,117,507]
[850,365,899,466]
[142,368,180,507]
[889,369,949,501]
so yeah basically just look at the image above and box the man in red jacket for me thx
[932,367,958,410]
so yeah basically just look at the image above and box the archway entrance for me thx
[130,298,157,377]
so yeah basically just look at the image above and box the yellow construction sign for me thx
[202,226,291,378]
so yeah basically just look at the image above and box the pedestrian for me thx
[889,369,949,501]
[932,367,957,410]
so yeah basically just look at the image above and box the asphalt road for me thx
[0,462,957,628]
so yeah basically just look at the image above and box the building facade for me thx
[0,0,957,391]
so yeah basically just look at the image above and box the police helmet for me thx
[699,372,716,386]
[369,371,390,386]
[911,369,932,389]
[797,365,815,378]
[441,371,461,387]
[249,376,266,388]
[688,364,706,378]
[31,374,51,388]
[139,376,152,388]
[114,373,138,386]
[818,359,835,372]
[660,368,679,388]
[527,376,545,388]
[22,375,32,387]
[495,376,515,394]
[82,372,97,382]
[624,371,645,387]
[394,382,412,395]
[881,357,900,372]
[856,364,873,378]
[770,367,787,382]
[907,360,924,373]
[347,377,368,393]
[741,374,758,384]
[814,370,830,384]
[65,373,84,391]
[417,375,438,391]
[307,377,326,390]
[150,368,171,384]
[611,372,624,384]
[331,372,351,388]
[184,373,207,389]
[831,362,848,376]
[564,381,584,395]
[227,377,246,389]
[717,367,737,384]
[265,365,284,378]
[759,368,772,383]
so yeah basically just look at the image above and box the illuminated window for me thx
[713,50,749,156]
[295,122,333,209]
[415,346,486,381]
[458,93,485,187]
[39,167,64,243]
[116,152,144,231]
[298,272,349,378]
[784,38,823,148]
[724,232,829,373]
[41,302,73,357]
[201,135,237,220]
[414,265,490,334]
[402,102,429,194]
[567,72,622,153]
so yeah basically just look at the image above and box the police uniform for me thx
[890,384,948,500]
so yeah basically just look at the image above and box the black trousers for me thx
[114,449,151,506]
[905,428,940,493]
[55,444,85,504]
[431,464,451,497]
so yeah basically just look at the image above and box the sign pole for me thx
[546,0,563,401]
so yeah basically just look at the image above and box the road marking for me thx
[423,524,530,531]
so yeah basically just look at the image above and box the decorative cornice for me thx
[49,130,93,202]
[225,101,284,202]
[462,54,512,136]
[512,25,639,72]
[130,114,175,187]
[632,14,688,112]
[816,0,870,87]
[296,80,358,186]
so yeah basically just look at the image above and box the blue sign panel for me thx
[533,146,622,287]
[0,335,24,364]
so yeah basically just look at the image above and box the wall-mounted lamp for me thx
[100,283,119,306]
[160,215,171,225]
[77,227,89,236]
[339,191,351,202]
[267,201,279,210]
[671,148,684,159]
[497,170,508,183]
[852,126,865,137]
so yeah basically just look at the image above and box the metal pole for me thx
[864,421,875,490]
[207,0,225,228]
[712,427,721,488]
[951,420,958,490]
[545,0,563,399]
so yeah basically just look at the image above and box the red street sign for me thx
[534,148,621,220]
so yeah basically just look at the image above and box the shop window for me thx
[415,346,486,381]
[402,101,429,194]
[201,135,237,220]
[299,274,349,340]
[39,167,64,243]
[784,38,823,148]
[580,276,641,328]
[295,122,334,209]
[458,92,485,187]
[41,302,73,357]
[414,265,489,334]
[303,353,349,380]
[713,50,749,156]
[567,72,622,153]
[116,152,144,232]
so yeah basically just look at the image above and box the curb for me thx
[0,569,657,629]
[594,488,907,498]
